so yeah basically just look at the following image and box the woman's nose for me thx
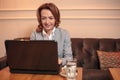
[45,19,50,24]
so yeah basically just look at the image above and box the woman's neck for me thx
[43,27,55,36]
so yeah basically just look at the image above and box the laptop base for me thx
[10,68,60,75]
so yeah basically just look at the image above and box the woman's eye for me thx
[41,17,46,20]
[49,17,54,20]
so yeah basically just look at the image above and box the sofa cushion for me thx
[97,50,120,70]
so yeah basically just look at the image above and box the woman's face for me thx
[41,9,55,32]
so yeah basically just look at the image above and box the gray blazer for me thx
[30,27,73,65]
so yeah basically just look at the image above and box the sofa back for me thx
[71,38,120,69]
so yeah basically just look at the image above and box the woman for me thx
[30,3,73,66]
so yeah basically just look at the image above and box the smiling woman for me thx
[30,3,73,66]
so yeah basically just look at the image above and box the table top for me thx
[109,68,120,80]
[0,67,82,80]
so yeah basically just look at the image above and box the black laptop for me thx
[5,40,60,74]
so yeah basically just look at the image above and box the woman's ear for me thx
[36,25,42,32]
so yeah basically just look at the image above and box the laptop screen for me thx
[5,40,60,74]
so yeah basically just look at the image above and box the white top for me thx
[42,27,55,40]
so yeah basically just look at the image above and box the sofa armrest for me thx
[0,56,7,70]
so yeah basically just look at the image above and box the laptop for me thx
[5,40,60,74]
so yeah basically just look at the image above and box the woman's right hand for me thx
[58,58,62,65]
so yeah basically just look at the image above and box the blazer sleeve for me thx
[61,30,73,66]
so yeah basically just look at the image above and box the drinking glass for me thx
[66,59,77,80]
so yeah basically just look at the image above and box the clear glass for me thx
[66,59,77,80]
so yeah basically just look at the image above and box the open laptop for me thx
[5,40,60,74]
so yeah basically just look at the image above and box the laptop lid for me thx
[5,40,60,74]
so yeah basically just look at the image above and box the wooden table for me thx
[0,67,82,80]
[109,68,120,80]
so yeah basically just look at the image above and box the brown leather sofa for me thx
[0,56,7,70]
[1,38,120,80]
[72,38,120,69]
[71,38,120,80]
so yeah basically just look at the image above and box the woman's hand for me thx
[58,58,62,65]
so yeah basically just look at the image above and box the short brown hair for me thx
[37,3,60,28]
